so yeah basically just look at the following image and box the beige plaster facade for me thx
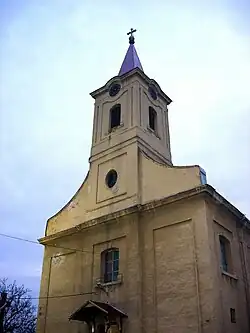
[36,46,250,333]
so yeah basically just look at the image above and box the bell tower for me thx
[90,28,172,167]
[45,29,195,236]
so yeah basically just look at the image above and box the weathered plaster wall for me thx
[205,198,250,333]
[46,150,202,236]
[36,196,215,333]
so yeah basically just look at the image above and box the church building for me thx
[36,30,250,333]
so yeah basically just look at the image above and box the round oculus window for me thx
[109,83,121,97]
[105,169,118,188]
[148,86,157,100]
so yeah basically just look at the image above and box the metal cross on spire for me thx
[127,28,137,44]
[118,28,143,75]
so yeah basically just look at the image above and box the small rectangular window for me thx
[230,308,236,323]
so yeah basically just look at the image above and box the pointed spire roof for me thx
[118,28,143,76]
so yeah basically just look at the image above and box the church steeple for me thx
[90,29,172,167]
[118,28,143,76]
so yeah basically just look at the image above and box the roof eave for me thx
[90,68,172,105]
[38,185,249,244]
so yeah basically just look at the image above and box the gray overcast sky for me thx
[0,0,249,297]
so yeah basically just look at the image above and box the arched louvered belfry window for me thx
[110,104,121,130]
[149,106,157,131]
[101,248,119,283]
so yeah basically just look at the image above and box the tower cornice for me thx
[90,67,172,105]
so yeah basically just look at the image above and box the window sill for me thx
[147,126,160,139]
[109,123,124,133]
[97,280,122,287]
[221,270,238,281]
[95,274,123,289]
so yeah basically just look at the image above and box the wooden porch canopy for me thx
[69,300,127,323]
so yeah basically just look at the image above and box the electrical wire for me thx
[0,234,100,301]
[0,232,92,254]
[0,233,99,301]
[0,291,97,302]
[0,233,39,245]
[18,291,97,300]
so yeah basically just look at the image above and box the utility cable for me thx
[0,291,97,302]
[15,291,97,300]
[0,234,98,301]
[0,232,92,254]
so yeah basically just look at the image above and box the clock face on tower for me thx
[109,83,121,97]
[148,86,157,100]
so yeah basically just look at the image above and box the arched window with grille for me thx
[101,248,119,283]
